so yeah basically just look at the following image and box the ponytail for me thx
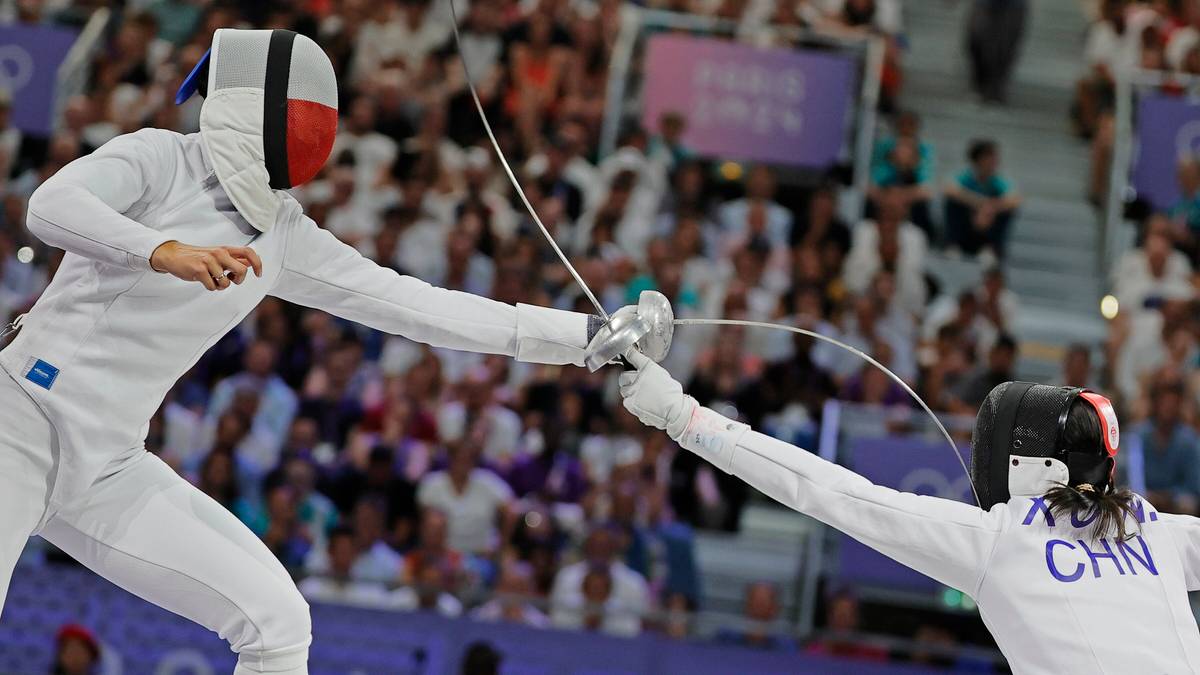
[1043,482,1140,542]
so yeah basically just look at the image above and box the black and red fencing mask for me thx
[971,382,1120,510]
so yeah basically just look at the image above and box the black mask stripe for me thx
[263,30,296,189]
[990,381,1035,506]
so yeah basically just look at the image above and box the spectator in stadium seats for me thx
[1114,298,1194,404]
[805,588,889,662]
[943,139,1021,262]
[9,133,81,200]
[657,161,717,233]
[627,236,703,316]
[393,555,464,618]
[205,339,299,468]
[947,333,1019,413]
[332,94,398,192]
[252,483,314,572]
[819,0,904,109]
[297,526,392,608]
[1073,0,1134,139]
[280,417,321,461]
[0,94,20,195]
[1113,218,1194,314]
[580,567,614,633]
[307,495,402,584]
[531,136,585,223]
[350,0,452,81]
[1062,342,1096,389]
[403,508,465,586]
[1171,159,1200,261]
[717,166,793,251]
[792,181,852,255]
[506,10,571,146]
[715,581,796,652]
[299,340,368,448]
[437,366,522,465]
[757,292,840,427]
[868,136,934,235]
[923,289,996,362]
[870,269,918,342]
[965,0,1027,104]
[505,433,590,504]
[196,448,251,522]
[841,341,910,407]
[471,560,550,627]
[661,591,696,640]
[0,229,46,326]
[189,410,265,503]
[325,445,418,546]
[1135,377,1200,515]
[52,624,100,675]
[581,167,661,262]
[909,622,962,668]
[978,265,1020,339]
[459,641,502,675]
[417,444,515,556]
[435,220,496,297]
[872,111,933,185]
[268,456,339,549]
[687,322,764,413]
[817,295,916,384]
[648,111,693,172]
[551,526,650,637]
[317,164,382,250]
[919,323,976,413]
[844,186,928,314]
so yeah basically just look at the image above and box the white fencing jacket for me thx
[5,128,590,523]
[683,408,1200,674]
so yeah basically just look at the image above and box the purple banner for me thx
[0,25,77,136]
[1131,92,1200,210]
[835,437,973,592]
[1,563,947,675]
[640,34,857,168]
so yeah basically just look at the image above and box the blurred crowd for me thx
[0,0,1191,668]
[1073,0,1200,513]
[1077,0,1200,205]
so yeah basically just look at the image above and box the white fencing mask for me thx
[176,28,338,232]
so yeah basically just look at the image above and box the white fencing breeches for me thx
[0,372,310,673]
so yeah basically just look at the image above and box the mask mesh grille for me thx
[286,35,338,109]
[971,382,1076,508]
[211,29,270,92]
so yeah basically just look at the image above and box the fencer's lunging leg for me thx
[0,371,57,616]
[39,452,311,673]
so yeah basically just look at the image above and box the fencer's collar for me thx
[1008,455,1069,497]
[199,90,283,233]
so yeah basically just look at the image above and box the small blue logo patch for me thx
[25,359,59,390]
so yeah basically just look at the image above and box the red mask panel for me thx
[286,98,337,187]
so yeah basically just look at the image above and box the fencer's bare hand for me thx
[150,241,263,291]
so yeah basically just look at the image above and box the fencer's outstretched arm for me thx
[272,216,594,366]
[26,129,178,271]
[619,352,1004,595]
[1157,514,1200,591]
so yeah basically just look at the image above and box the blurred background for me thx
[0,0,1198,673]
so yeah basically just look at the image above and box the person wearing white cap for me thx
[0,28,619,673]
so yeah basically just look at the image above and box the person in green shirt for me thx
[943,139,1022,261]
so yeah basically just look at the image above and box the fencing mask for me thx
[971,382,1120,510]
[175,29,338,232]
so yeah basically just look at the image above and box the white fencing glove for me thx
[617,350,696,441]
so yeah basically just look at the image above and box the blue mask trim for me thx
[174,48,211,105]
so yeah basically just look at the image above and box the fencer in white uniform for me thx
[619,351,1200,673]
[0,29,614,673]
